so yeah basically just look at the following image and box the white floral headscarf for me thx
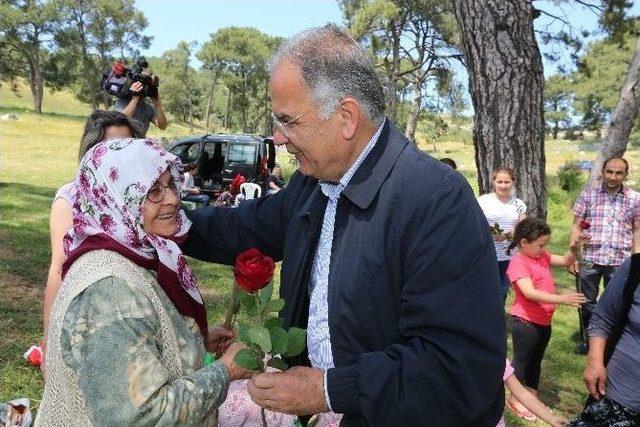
[63,138,207,335]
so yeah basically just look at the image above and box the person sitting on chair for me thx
[182,163,210,207]
[214,174,245,207]
[267,164,285,195]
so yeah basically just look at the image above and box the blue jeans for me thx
[182,194,210,207]
[498,260,510,302]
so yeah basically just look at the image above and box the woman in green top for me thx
[36,138,250,426]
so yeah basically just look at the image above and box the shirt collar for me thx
[319,119,386,200]
[599,183,627,197]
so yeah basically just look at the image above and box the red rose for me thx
[580,220,590,230]
[234,248,275,293]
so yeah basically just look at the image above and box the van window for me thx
[227,144,256,165]
[204,141,227,158]
[169,142,199,164]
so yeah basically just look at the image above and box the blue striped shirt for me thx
[308,120,385,410]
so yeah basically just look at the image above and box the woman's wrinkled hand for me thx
[219,342,255,380]
[205,325,235,356]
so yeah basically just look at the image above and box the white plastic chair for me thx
[240,182,262,200]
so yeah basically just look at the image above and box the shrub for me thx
[557,161,584,192]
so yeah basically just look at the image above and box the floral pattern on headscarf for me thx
[65,138,204,305]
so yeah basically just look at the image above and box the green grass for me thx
[0,80,626,424]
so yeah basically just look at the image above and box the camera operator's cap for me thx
[112,61,127,76]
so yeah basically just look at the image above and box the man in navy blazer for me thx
[184,24,506,426]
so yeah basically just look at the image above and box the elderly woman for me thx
[36,139,248,426]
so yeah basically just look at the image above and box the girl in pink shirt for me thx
[505,218,586,421]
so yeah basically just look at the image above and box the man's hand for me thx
[151,93,168,130]
[129,81,144,96]
[584,361,607,400]
[248,366,329,415]
[205,324,235,355]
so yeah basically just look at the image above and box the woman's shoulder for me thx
[511,197,527,209]
[476,193,496,207]
[65,274,152,325]
[53,182,76,205]
[67,249,148,278]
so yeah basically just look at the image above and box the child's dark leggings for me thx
[509,315,551,390]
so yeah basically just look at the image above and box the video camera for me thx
[100,57,159,99]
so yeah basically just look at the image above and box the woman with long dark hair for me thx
[42,111,142,365]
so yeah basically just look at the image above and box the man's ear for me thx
[338,97,360,140]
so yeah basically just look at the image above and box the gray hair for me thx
[268,23,385,124]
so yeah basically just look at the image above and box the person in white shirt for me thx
[477,166,527,301]
[181,164,210,206]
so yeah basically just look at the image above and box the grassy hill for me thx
[0,80,630,425]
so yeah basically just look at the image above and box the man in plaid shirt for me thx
[569,157,640,352]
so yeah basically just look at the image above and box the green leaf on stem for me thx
[236,288,252,304]
[269,326,288,354]
[266,356,288,371]
[285,327,306,357]
[235,348,261,370]
[249,326,272,353]
[261,298,285,314]
[264,316,284,328]
[237,323,250,343]
[236,290,257,314]
[259,281,274,307]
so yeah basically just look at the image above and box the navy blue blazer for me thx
[184,121,506,426]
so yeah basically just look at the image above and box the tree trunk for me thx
[262,80,271,135]
[204,69,220,129]
[224,89,233,129]
[241,71,248,133]
[405,75,423,142]
[588,34,640,185]
[452,0,547,218]
[386,23,401,123]
[74,10,98,111]
[27,57,44,114]
[552,121,559,139]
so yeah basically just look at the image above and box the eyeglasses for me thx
[271,104,320,138]
[146,179,179,203]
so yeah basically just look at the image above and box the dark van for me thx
[168,134,276,196]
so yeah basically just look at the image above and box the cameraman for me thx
[114,81,167,136]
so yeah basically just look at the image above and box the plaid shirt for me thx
[573,185,640,266]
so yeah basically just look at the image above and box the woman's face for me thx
[274,166,282,177]
[520,234,550,259]
[103,125,132,141]
[142,169,180,237]
[493,171,513,198]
